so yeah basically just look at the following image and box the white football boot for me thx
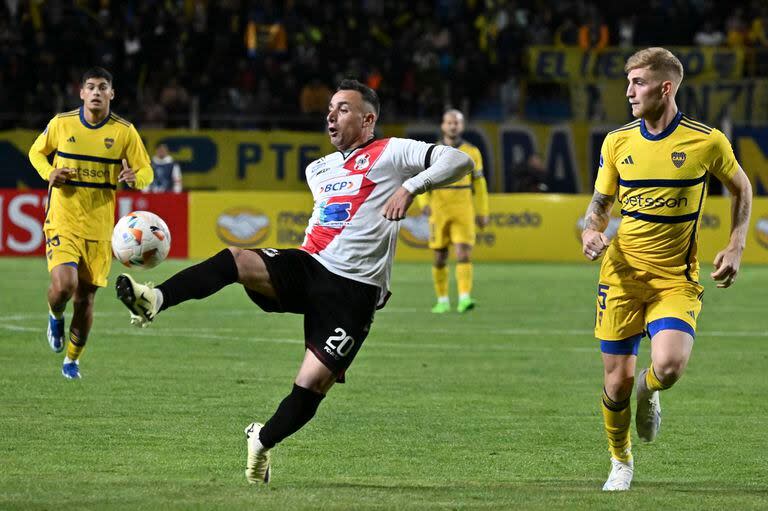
[115,274,159,327]
[635,368,662,442]
[602,457,634,491]
[244,422,271,484]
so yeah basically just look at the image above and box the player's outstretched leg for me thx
[116,274,160,327]
[635,367,662,442]
[116,248,240,326]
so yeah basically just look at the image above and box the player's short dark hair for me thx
[337,79,380,117]
[81,67,113,86]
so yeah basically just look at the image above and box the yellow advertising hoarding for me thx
[188,192,768,264]
[527,46,744,82]
[5,125,768,196]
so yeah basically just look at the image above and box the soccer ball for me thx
[112,211,171,269]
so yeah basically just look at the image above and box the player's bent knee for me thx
[50,280,77,301]
[604,377,634,402]
[653,358,686,385]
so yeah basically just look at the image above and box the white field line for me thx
[3,317,768,353]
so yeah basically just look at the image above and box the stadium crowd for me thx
[1,0,767,129]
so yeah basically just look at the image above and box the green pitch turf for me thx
[1,258,767,510]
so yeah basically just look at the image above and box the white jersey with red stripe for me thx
[301,137,433,305]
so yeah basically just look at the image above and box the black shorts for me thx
[244,248,378,380]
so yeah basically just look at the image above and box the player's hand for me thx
[582,229,610,261]
[381,187,414,221]
[476,215,489,229]
[711,246,743,288]
[49,167,76,188]
[118,159,137,187]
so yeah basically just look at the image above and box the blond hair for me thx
[624,47,684,88]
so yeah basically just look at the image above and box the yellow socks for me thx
[432,266,449,300]
[65,330,87,362]
[601,389,632,462]
[645,365,671,392]
[456,262,473,298]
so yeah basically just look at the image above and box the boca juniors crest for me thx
[104,137,115,149]
[671,151,686,168]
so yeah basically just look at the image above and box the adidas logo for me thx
[67,136,76,143]
[621,155,635,165]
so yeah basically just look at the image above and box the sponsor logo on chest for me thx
[315,173,363,198]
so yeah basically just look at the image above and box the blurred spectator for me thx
[617,16,636,48]
[140,90,168,129]
[300,79,332,114]
[160,78,190,128]
[511,153,550,193]
[554,17,579,46]
[694,21,725,46]
[1,1,765,127]
[147,144,182,193]
[579,17,610,51]
[748,7,768,46]
[726,9,748,46]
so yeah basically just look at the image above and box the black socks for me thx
[157,249,239,311]
[259,384,325,448]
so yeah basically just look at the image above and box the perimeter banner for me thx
[527,46,744,82]
[4,125,768,195]
[0,190,189,257]
[186,192,768,264]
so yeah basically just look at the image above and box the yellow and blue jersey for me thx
[596,112,739,281]
[29,107,153,241]
[418,140,489,216]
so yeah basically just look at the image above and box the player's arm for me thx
[470,149,490,228]
[28,117,75,187]
[582,137,618,261]
[119,124,154,189]
[711,165,752,288]
[382,142,473,221]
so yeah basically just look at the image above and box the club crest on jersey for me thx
[353,153,371,171]
[104,137,114,149]
[671,151,686,168]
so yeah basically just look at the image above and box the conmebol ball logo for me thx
[216,208,270,246]
[398,213,430,249]
[755,217,768,249]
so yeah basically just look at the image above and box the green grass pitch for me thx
[1,257,767,510]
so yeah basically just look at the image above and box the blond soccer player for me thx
[581,48,752,490]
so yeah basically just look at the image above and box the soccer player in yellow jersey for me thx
[581,48,753,491]
[28,67,153,379]
[418,109,489,313]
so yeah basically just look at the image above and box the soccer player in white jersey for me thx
[115,79,473,484]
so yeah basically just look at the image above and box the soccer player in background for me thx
[581,48,752,491]
[115,79,473,484]
[146,143,183,193]
[28,67,153,379]
[417,109,489,313]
